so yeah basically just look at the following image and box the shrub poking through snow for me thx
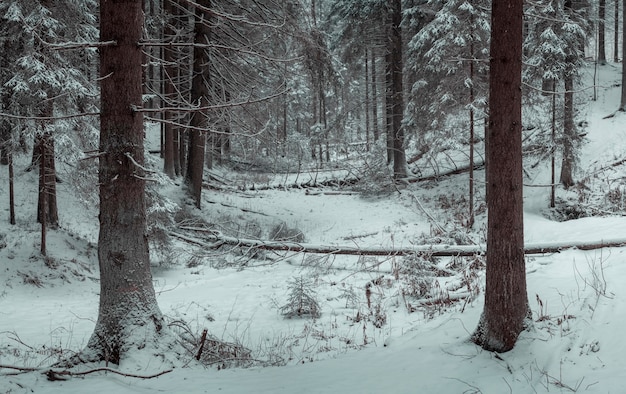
[280,276,321,319]
[269,222,305,243]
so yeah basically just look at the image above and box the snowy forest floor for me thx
[2,64,626,393]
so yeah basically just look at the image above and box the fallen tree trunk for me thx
[409,161,486,183]
[172,226,626,257]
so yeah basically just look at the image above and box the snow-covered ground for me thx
[2,63,626,393]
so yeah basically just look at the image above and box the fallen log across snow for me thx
[171,226,626,257]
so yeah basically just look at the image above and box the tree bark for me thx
[472,0,529,353]
[560,74,575,188]
[365,49,370,151]
[36,131,58,228]
[162,0,176,179]
[186,0,212,208]
[615,0,620,63]
[621,0,626,110]
[390,0,406,179]
[84,0,164,364]
[9,149,15,225]
[371,48,379,142]
[599,0,607,64]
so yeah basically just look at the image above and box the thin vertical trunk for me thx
[371,49,379,142]
[282,63,288,151]
[36,105,58,228]
[40,139,46,256]
[599,0,607,64]
[472,0,529,353]
[615,0,620,63]
[9,150,15,225]
[365,49,370,151]
[468,35,475,228]
[551,79,557,207]
[621,0,626,110]
[163,0,176,178]
[560,74,575,188]
[385,48,393,164]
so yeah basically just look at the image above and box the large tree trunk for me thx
[472,0,529,353]
[186,0,212,208]
[390,0,406,179]
[84,0,164,364]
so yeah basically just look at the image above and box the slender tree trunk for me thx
[186,0,212,208]
[560,74,576,188]
[371,48,379,142]
[365,49,370,151]
[472,0,529,353]
[390,0,406,179]
[600,0,607,64]
[9,149,15,225]
[551,79,557,207]
[385,44,393,164]
[615,0,620,63]
[35,103,58,229]
[621,0,626,110]
[84,0,165,364]
[36,132,58,227]
[163,0,176,178]
[468,37,475,228]
[39,139,46,256]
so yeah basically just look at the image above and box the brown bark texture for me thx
[472,0,529,352]
[162,0,176,179]
[85,0,164,364]
[599,0,607,64]
[390,0,406,179]
[186,0,211,208]
[36,131,58,228]
[560,75,575,188]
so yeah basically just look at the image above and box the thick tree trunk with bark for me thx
[84,0,164,364]
[186,0,212,208]
[390,0,406,179]
[472,0,529,353]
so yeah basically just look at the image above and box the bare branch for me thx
[48,41,117,51]
[177,0,286,29]
[139,41,301,63]
[0,112,100,121]
[136,88,288,114]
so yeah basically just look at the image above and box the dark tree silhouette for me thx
[471,0,530,352]
[83,0,165,364]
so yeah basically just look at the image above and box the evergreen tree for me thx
[472,0,529,353]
